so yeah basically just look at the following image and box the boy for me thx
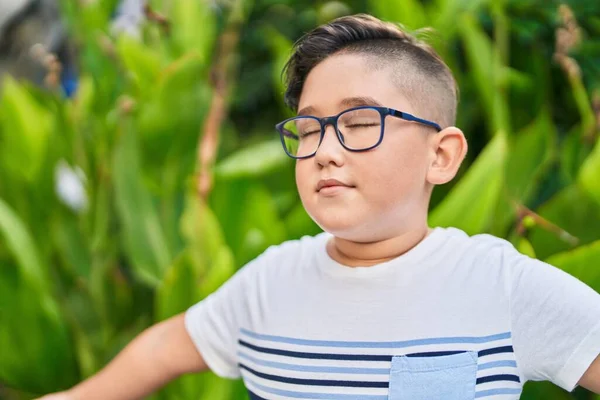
[40,13,600,400]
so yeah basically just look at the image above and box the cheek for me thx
[295,161,312,199]
[363,144,428,198]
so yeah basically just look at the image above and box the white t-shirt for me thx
[185,227,600,400]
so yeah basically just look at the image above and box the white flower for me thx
[110,0,146,39]
[54,159,88,213]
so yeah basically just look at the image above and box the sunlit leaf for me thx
[431,0,492,38]
[239,184,287,263]
[579,135,600,206]
[0,200,77,392]
[156,195,235,399]
[516,237,536,258]
[284,201,323,240]
[0,198,51,293]
[116,35,162,91]
[214,140,289,180]
[199,245,236,298]
[561,124,593,184]
[181,195,227,268]
[52,215,92,280]
[520,380,571,400]
[0,77,54,182]
[458,14,495,131]
[505,110,556,202]
[545,239,600,291]
[155,252,199,321]
[264,26,293,109]
[528,185,600,260]
[490,111,557,236]
[429,131,507,235]
[113,121,172,286]
[368,0,427,29]
[171,0,216,61]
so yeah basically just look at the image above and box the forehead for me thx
[297,52,415,116]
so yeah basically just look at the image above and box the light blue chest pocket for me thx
[388,351,478,400]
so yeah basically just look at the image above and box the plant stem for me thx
[197,0,249,200]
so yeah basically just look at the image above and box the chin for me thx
[310,211,373,241]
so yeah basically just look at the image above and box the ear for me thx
[426,126,468,185]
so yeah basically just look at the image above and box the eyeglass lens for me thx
[280,107,382,157]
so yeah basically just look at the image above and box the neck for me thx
[326,226,433,267]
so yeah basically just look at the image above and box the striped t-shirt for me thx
[185,227,600,399]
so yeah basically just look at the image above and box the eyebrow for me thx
[340,96,383,108]
[297,96,384,116]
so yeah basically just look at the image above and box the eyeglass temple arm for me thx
[389,109,442,132]
[279,127,299,140]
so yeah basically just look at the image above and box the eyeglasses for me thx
[275,106,442,159]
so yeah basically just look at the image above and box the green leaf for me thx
[0,77,54,182]
[170,0,216,61]
[181,195,227,268]
[545,240,600,291]
[429,131,508,235]
[520,381,571,400]
[113,121,172,286]
[284,201,323,240]
[0,200,77,392]
[214,140,290,180]
[458,14,495,131]
[70,74,96,123]
[516,238,536,259]
[155,196,236,400]
[264,26,293,109]
[210,180,252,259]
[431,0,492,38]
[52,215,92,280]
[505,110,556,202]
[198,375,236,400]
[157,52,210,110]
[155,252,199,321]
[157,195,234,318]
[578,134,600,206]
[368,0,427,29]
[199,245,236,298]
[138,52,212,150]
[210,179,287,264]
[561,124,593,184]
[0,198,51,293]
[116,35,162,91]
[239,184,287,263]
[528,185,600,260]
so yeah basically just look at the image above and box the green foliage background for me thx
[1,0,599,398]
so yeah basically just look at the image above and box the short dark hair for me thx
[283,14,458,128]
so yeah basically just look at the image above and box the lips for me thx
[316,178,353,192]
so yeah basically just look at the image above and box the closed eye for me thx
[299,130,321,137]
[345,123,380,128]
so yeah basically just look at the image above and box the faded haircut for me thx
[283,14,458,129]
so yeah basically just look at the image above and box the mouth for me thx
[316,178,355,193]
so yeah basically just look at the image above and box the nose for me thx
[314,124,345,168]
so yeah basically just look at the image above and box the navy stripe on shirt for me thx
[241,361,520,389]
[239,339,515,361]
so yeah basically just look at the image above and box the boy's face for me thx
[295,53,435,242]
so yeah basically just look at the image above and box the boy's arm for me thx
[37,313,208,400]
[579,355,600,394]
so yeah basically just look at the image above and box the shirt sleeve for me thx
[184,252,265,379]
[508,250,600,391]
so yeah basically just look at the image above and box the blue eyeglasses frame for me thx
[275,105,443,159]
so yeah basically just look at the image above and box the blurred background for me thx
[0,0,599,398]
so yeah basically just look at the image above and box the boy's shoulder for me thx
[443,226,519,254]
[441,227,546,276]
